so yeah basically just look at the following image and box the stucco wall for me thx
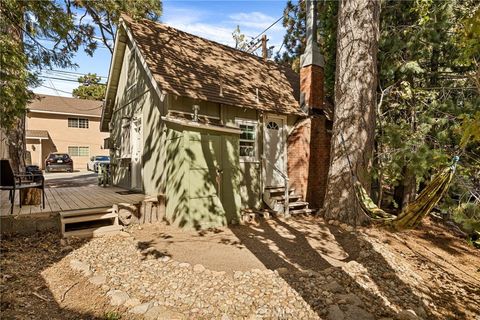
[26,112,108,169]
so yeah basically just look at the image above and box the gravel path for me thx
[66,230,414,320]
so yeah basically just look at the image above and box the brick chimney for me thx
[287,0,331,209]
[300,0,324,112]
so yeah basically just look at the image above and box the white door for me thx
[130,115,143,190]
[264,115,286,187]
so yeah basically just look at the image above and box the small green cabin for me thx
[101,15,329,229]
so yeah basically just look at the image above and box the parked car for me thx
[45,153,73,172]
[87,155,110,173]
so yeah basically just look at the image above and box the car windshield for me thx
[95,156,110,161]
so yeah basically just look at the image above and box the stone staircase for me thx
[263,186,316,216]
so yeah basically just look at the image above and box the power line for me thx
[43,69,108,79]
[38,75,107,85]
[38,84,72,95]
[245,1,301,53]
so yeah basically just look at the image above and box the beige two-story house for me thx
[26,94,109,170]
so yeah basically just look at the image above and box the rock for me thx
[69,259,92,276]
[178,262,191,269]
[129,302,152,314]
[414,306,427,319]
[124,297,141,308]
[193,264,206,273]
[107,290,130,306]
[345,305,374,320]
[233,271,243,279]
[144,306,184,320]
[336,293,363,306]
[60,245,73,253]
[275,267,288,275]
[327,305,345,320]
[88,275,106,286]
[322,280,344,294]
[397,309,419,320]
[160,256,170,263]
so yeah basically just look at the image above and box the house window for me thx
[68,146,89,157]
[236,118,257,161]
[68,117,89,128]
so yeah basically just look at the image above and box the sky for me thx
[33,0,289,97]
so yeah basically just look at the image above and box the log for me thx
[113,203,138,226]
[20,188,41,205]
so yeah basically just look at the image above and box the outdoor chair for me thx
[0,159,45,214]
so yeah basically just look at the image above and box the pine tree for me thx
[322,0,381,225]
[72,73,106,101]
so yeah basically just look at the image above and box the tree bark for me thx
[323,0,380,225]
[6,116,27,172]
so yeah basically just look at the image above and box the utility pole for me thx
[261,35,268,61]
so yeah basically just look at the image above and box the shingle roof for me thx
[28,95,103,117]
[26,130,49,139]
[122,15,302,115]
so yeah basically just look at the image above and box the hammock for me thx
[340,133,458,229]
[354,162,457,229]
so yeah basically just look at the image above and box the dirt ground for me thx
[0,233,132,320]
[1,216,479,319]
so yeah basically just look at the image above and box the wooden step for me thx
[271,194,301,202]
[60,206,119,238]
[63,225,123,238]
[266,187,295,194]
[60,207,113,218]
[61,212,117,224]
[288,201,309,208]
[290,208,317,215]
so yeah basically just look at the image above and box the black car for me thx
[45,153,73,172]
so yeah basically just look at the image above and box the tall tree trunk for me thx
[3,5,26,172]
[323,0,380,226]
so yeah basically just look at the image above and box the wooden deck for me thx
[1,186,146,216]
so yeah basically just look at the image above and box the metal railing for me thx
[262,156,290,217]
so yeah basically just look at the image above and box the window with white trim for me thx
[68,117,89,128]
[68,146,89,157]
[235,118,257,161]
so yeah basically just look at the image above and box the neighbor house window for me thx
[68,146,89,157]
[68,117,89,128]
[235,118,257,161]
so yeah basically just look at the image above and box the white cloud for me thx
[228,11,283,32]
